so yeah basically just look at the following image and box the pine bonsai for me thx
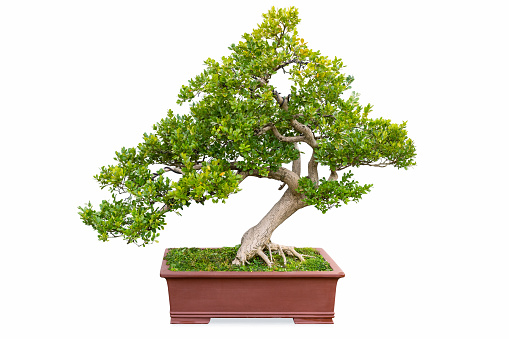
[78,7,416,267]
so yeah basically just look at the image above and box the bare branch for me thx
[307,149,319,184]
[252,76,268,87]
[290,118,318,148]
[258,78,268,86]
[151,166,182,180]
[256,124,273,135]
[332,158,400,172]
[164,166,183,174]
[272,89,286,107]
[271,89,318,149]
[292,143,301,176]
[328,168,338,181]
[271,167,301,192]
[274,59,310,72]
[239,166,300,193]
[365,160,398,167]
[256,123,306,143]
[270,124,306,142]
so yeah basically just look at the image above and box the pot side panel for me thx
[166,277,338,313]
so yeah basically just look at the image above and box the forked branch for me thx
[328,168,338,181]
[238,166,300,193]
[256,123,307,143]
[271,90,318,148]
[290,119,318,148]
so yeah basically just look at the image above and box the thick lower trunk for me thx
[232,189,306,266]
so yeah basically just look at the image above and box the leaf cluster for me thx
[298,171,373,213]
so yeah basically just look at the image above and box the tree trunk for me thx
[232,189,307,266]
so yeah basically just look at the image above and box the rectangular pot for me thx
[160,248,345,324]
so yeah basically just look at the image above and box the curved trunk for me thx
[232,189,306,266]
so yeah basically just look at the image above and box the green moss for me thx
[164,246,332,272]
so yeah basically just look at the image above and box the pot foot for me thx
[170,317,210,324]
[293,317,334,324]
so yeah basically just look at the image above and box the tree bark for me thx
[232,189,307,266]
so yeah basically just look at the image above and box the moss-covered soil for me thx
[164,245,332,272]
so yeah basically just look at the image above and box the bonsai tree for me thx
[79,7,416,267]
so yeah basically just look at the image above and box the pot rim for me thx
[160,247,345,278]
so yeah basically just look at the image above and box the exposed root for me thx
[257,249,272,267]
[231,257,250,266]
[269,242,306,263]
[232,241,306,268]
[245,243,306,267]
[278,244,286,267]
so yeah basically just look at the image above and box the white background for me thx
[1,0,508,338]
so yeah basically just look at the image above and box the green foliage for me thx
[298,172,373,214]
[164,246,332,272]
[315,114,417,170]
[79,6,416,245]
[78,197,166,246]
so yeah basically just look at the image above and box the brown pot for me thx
[160,248,345,324]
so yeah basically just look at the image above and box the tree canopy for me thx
[79,7,416,246]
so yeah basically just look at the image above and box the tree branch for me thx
[365,159,398,167]
[255,123,306,143]
[278,143,302,191]
[274,59,310,72]
[307,149,319,184]
[270,167,300,193]
[328,168,338,181]
[290,118,318,148]
[254,77,268,87]
[151,166,182,180]
[239,166,300,193]
[292,143,301,176]
[272,89,289,110]
[271,124,305,142]
[271,89,318,148]
[164,166,183,174]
